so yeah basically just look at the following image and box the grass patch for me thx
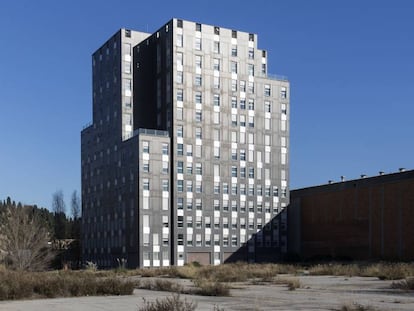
[138,294,197,311]
[0,270,135,300]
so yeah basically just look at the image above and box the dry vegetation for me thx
[138,294,197,311]
[0,269,135,300]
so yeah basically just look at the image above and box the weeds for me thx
[272,277,301,290]
[137,279,184,293]
[138,294,197,311]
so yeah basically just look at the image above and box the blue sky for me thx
[0,0,413,211]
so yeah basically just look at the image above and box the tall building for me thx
[81,18,290,268]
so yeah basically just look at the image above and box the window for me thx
[213,77,220,89]
[248,64,254,76]
[255,61,264,75]
[195,110,202,122]
[240,99,246,110]
[177,125,183,137]
[264,84,271,96]
[248,99,255,110]
[231,148,237,160]
[196,199,203,211]
[195,127,202,139]
[183,198,191,211]
[143,179,149,190]
[162,180,169,191]
[190,73,201,85]
[213,111,220,124]
[143,160,149,172]
[177,19,183,28]
[249,167,255,178]
[240,167,246,178]
[281,86,287,99]
[162,162,169,174]
[223,183,229,194]
[248,116,254,128]
[186,180,193,192]
[142,141,149,153]
[240,183,246,195]
[231,96,237,108]
[177,52,183,66]
[231,131,237,142]
[231,166,238,177]
[232,30,237,38]
[214,26,220,35]
[177,161,184,173]
[240,80,246,92]
[195,163,202,175]
[177,143,183,155]
[248,82,254,94]
[205,216,211,228]
[231,183,237,195]
[196,23,201,31]
[213,58,220,71]
[214,182,220,194]
[240,115,246,127]
[177,71,183,84]
[214,41,220,53]
[230,61,237,74]
[248,48,254,59]
[240,149,246,161]
[177,180,183,192]
[223,217,229,228]
[214,147,220,159]
[231,236,238,247]
[231,45,237,57]
[186,163,193,175]
[186,144,193,156]
[178,216,183,228]
[231,79,237,92]
[195,55,202,68]
[223,200,229,211]
[195,37,202,50]
[178,234,184,245]
[195,92,202,104]
[196,234,202,246]
[162,143,169,155]
[213,94,220,106]
[177,34,183,47]
[214,199,220,211]
[257,184,262,196]
[264,101,271,113]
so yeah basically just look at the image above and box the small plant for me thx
[273,277,301,290]
[85,261,98,271]
[138,294,197,311]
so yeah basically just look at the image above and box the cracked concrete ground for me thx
[1,275,413,311]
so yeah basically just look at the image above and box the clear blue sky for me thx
[1,0,413,211]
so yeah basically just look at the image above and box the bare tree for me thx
[70,190,81,219]
[0,205,54,271]
[52,190,66,239]
[52,190,66,215]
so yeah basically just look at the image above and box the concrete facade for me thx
[81,19,290,268]
[288,170,414,261]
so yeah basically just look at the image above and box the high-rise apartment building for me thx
[81,18,290,268]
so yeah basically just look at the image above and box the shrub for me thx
[273,277,301,290]
[138,294,197,311]
[391,278,414,290]
[339,303,377,311]
[192,279,230,296]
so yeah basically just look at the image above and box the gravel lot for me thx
[1,275,413,311]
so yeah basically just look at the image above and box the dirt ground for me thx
[1,275,413,311]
